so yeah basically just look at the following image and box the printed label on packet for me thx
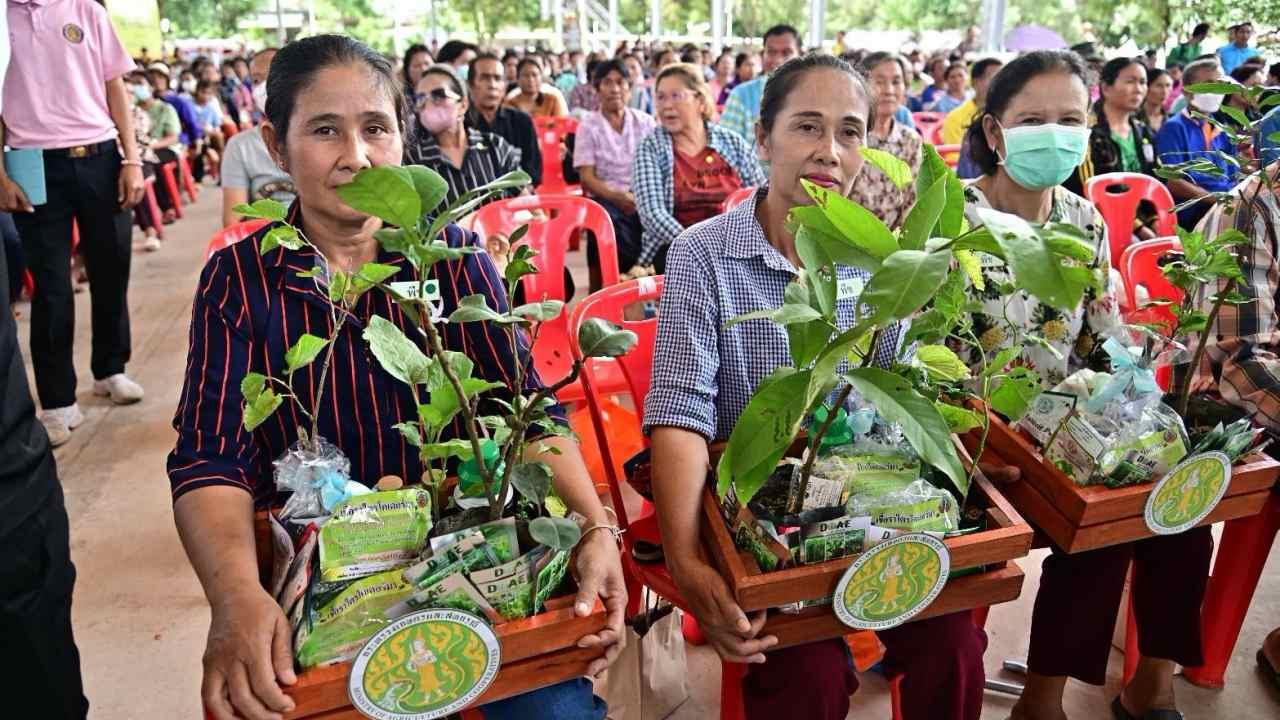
[1017,391,1079,447]
[389,279,443,319]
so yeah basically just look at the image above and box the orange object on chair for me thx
[472,194,621,403]
[532,116,583,196]
[720,187,756,213]
[205,219,271,261]
[1085,172,1177,268]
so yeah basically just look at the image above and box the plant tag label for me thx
[837,277,865,301]
[390,280,443,320]
[1016,391,1078,446]
[833,533,950,630]
[349,609,500,719]
[1144,452,1231,535]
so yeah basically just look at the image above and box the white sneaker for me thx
[93,373,145,404]
[142,235,162,252]
[40,404,85,448]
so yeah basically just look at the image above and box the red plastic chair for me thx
[177,151,200,203]
[221,120,238,139]
[139,176,165,239]
[1085,172,1177,268]
[471,194,621,403]
[1119,237,1182,389]
[934,143,962,169]
[205,219,270,261]
[159,161,183,219]
[532,115,583,196]
[720,187,756,213]
[912,111,943,140]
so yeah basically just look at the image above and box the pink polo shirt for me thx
[3,0,134,149]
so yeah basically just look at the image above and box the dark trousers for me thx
[743,611,987,720]
[0,482,88,719]
[1028,526,1212,685]
[13,150,133,408]
[153,148,179,212]
[587,196,643,276]
[1,212,22,303]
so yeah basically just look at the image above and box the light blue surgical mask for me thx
[997,121,1091,190]
[456,64,469,81]
[132,83,152,103]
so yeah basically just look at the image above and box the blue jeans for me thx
[480,678,606,720]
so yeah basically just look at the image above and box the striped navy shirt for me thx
[167,202,562,506]
[403,126,523,206]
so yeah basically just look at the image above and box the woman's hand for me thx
[668,555,776,663]
[202,586,298,720]
[572,528,628,678]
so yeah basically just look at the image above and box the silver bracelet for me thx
[581,523,623,547]
[121,160,143,167]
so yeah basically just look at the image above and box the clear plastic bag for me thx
[273,435,367,520]
[843,479,959,533]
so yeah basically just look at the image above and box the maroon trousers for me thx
[743,611,988,720]
[1027,525,1212,685]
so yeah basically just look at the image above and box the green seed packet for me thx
[817,448,922,497]
[533,548,572,612]
[402,531,499,587]
[472,549,544,621]
[799,515,866,564]
[387,573,502,624]
[431,517,519,564]
[845,480,959,533]
[295,568,415,668]
[318,488,433,582]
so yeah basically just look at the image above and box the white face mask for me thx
[1188,92,1224,114]
[253,83,268,113]
[181,79,197,94]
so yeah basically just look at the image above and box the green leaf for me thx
[914,344,970,382]
[917,143,949,199]
[240,372,266,403]
[529,515,582,551]
[326,269,351,303]
[936,402,984,433]
[510,300,565,322]
[900,176,948,251]
[1217,105,1250,129]
[232,198,288,221]
[259,224,303,253]
[976,208,1093,311]
[504,243,539,287]
[577,317,639,358]
[844,367,968,497]
[243,388,283,432]
[285,333,328,375]
[801,180,898,259]
[955,249,983,290]
[403,165,450,216]
[1184,82,1242,96]
[717,368,812,502]
[860,249,953,325]
[449,294,505,323]
[988,366,1043,421]
[363,315,431,385]
[982,345,1023,378]
[420,439,476,461]
[939,173,966,238]
[335,166,421,230]
[352,262,401,294]
[394,422,423,448]
[788,319,832,368]
[511,462,554,505]
[725,302,823,329]
[860,146,913,189]
[793,239,837,317]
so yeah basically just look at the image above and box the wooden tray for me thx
[963,409,1280,553]
[251,511,608,718]
[698,444,1034,647]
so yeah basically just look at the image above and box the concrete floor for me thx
[18,182,1280,719]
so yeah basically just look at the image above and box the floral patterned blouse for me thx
[850,120,922,230]
[962,182,1123,387]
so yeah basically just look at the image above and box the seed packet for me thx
[844,480,959,533]
[472,548,545,620]
[318,488,433,582]
[721,484,792,571]
[533,548,572,613]
[277,524,319,616]
[430,517,519,564]
[268,513,297,601]
[386,573,502,624]
[815,445,922,498]
[402,530,497,586]
[295,568,416,668]
[799,515,866,564]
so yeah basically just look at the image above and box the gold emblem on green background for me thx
[350,609,500,719]
[1144,452,1231,535]
[833,533,950,630]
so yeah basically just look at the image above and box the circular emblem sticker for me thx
[62,23,84,44]
[1144,452,1232,535]
[349,609,501,720]
[833,533,950,630]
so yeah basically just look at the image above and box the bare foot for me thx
[1264,627,1280,668]
[1009,700,1068,720]
[1121,657,1178,714]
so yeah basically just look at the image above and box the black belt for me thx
[43,140,117,159]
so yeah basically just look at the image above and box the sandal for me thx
[1110,697,1184,720]
[1259,648,1280,692]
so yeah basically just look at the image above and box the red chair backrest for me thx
[1119,236,1183,333]
[532,115,580,193]
[569,276,665,531]
[720,187,756,213]
[1085,172,1177,268]
[471,194,618,302]
[934,144,962,168]
[205,219,270,261]
[912,111,943,136]
[221,120,238,138]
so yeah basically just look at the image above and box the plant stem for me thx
[419,311,496,498]
[1175,278,1234,416]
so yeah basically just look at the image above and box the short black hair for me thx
[971,57,1003,83]
[516,56,543,77]
[734,52,753,70]
[402,43,430,88]
[762,24,801,46]
[759,54,867,135]
[436,40,478,66]
[1231,64,1262,83]
[1166,61,1184,70]
[195,78,219,94]
[467,52,503,84]
[265,34,404,149]
[1099,56,1145,86]
[1193,22,1211,37]
[1270,62,1280,80]
[859,52,910,82]
[592,58,629,88]
[1146,66,1170,84]
[946,62,967,78]
[965,50,1089,177]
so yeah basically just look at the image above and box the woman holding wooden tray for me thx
[960,49,1210,720]
[646,54,989,720]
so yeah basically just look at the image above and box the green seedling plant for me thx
[233,166,638,554]
[718,144,1108,511]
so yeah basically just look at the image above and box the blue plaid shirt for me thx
[632,122,766,266]
[643,189,907,441]
[719,76,766,144]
